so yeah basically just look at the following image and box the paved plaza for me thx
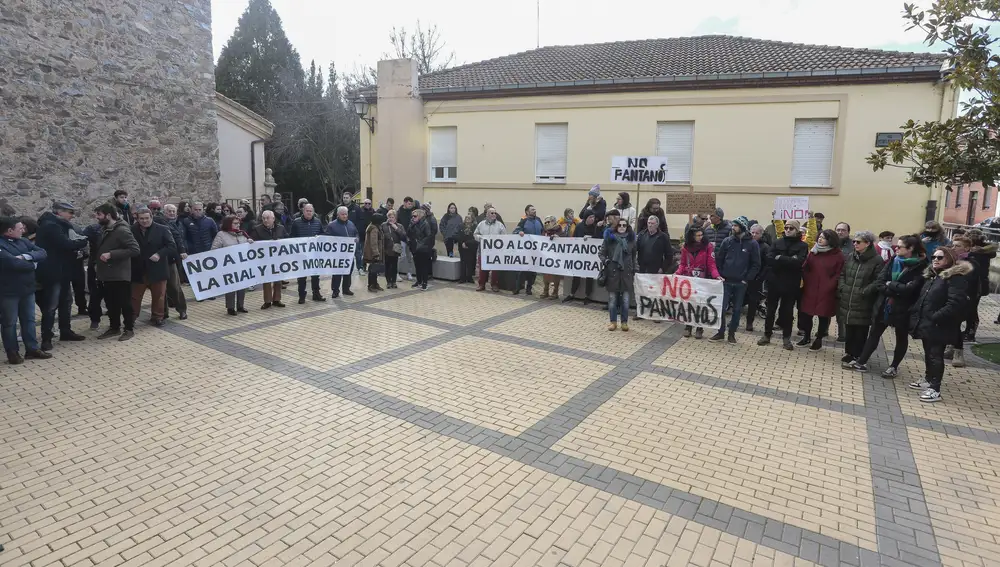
[2,277,1000,567]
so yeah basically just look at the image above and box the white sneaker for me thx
[881,367,898,379]
[919,388,942,403]
[908,380,930,390]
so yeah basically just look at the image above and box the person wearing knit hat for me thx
[710,215,760,344]
[582,185,607,226]
[704,207,733,247]
[759,217,808,350]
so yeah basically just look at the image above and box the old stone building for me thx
[0,0,220,216]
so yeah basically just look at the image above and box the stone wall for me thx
[0,0,220,217]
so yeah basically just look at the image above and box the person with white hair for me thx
[325,206,359,298]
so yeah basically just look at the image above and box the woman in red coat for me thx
[798,229,845,351]
[676,226,721,339]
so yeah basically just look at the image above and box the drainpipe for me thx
[250,139,268,207]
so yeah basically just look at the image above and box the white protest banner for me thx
[774,197,810,221]
[479,234,602,278]
[610,156,668,184]
[182,236,356,300]
[634,273,724,329]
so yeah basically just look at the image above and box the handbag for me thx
[597,263,607,286]
[369,263,386,275]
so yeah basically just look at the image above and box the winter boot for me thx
[953,348,967,368]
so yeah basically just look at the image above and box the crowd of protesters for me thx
[1,184,997,406]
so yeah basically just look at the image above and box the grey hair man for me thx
[161,203,188,320]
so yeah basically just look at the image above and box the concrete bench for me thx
[432,256,461,281]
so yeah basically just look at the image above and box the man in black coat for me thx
[760,220,808,349]
[159,204,189,320]
[35,201,89,350]
[129,207,176,327]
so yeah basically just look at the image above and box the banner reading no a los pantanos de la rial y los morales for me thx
[182,236,356,300]
[634,273,724,330]
[479,234,602,278]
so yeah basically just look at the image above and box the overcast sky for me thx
[210,0,943,79]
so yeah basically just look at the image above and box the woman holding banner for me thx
[211,216,252,316]
[599,216,637,332]
[675,226,720,338]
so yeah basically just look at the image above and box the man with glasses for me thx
[35,202,90,350]
[759,220,808,350]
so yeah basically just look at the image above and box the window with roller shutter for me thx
[790,119,836,187]
[535,124,568,183]
[655,122,694,184]
[429,127,457,182]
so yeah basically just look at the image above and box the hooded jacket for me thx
[969,243,997,295]
[363,215,386,264]
[910,261,970,342]
[837,244,882,325]
[35,211,89,283]
[676,243,719,280]
[580,197,606,223]
[515,216,544,236]
[715,233,760,282]
[94,219,140,282]
[183,214,218,255]
[0,236,47,296]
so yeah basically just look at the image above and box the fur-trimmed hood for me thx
[924,260,973,279]
[972,243,998,255]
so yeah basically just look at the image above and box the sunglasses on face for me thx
[617,223,628,228]
[932,255,946,260]
[853,240,864,244]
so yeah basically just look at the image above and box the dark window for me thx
[984,187,992,210]
[945,188,952,208]
[956,184,964,207]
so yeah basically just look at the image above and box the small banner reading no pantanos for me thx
[634,273,724,329]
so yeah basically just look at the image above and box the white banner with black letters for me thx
[479,234,602,278]
[634,273,724,329]
[610,156,669,184]
[182,236,356,300]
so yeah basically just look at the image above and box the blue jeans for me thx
[38,280,72,340]
[609,291,630,323]
[1,293,40,352]
[720,281,747,334]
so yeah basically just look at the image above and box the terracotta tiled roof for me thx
[418,35,947,92]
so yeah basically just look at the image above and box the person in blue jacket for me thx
[513,204,544,295]
[35,202,89,350]
[326,206,359,298]
[289,204,325,303]
[711,216,760,344]
[0,216,52,364]
[182,202,218,256]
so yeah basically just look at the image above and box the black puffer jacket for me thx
[765,235,808,295]
[910,262,971,342]
[35,212,88,283]
[969,243,997,295]
[872,257,927,327]
[407,218,434,254]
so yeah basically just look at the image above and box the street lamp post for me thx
[354,98,376,133]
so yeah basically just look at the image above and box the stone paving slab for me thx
[2,277,1000,567]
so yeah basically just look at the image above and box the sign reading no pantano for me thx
[634,273,724,329]
[610,156,669,184]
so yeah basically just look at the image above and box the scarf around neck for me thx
[811,243,833,254]
[891,256,922,281]
[610,233,628,266]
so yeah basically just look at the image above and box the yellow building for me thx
[356,35,955,236]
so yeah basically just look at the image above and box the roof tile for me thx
[418,35,947,91]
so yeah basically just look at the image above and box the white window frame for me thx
[429,126,457,182]
[654,121,694,185]
[535,123,568,184]
[790,118,836,188]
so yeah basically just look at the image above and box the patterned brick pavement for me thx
[3,276,1000,567]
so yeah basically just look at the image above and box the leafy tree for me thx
[215,0,305,116]
[867,1,1000,187]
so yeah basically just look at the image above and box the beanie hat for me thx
[733,216,750,233]
[589,185,601,197]
[785,220,802,232]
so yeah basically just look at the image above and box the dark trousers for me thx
[516,271,537,292]
[965,294,981,339]
[459,245,478,282]
[386,256,400,284]
[87,265,105,323]
[857,319,909,367]
[225,290,246,311]
[764,291,797,338]
[71,260,87,311]
[844,324,870,359]
[745,281,763,325]
[570,277,594,298]
[923,340,946,392]
[164,263,187,316]
[445,238,456,256]
[414,251,432,285]
[720,281,747,334]
[103,280,134,332]
[39,280,72,340]
[800,315,831,340]
[331,273,352,294]
[367,271,380,288]
[298,275,321,298]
